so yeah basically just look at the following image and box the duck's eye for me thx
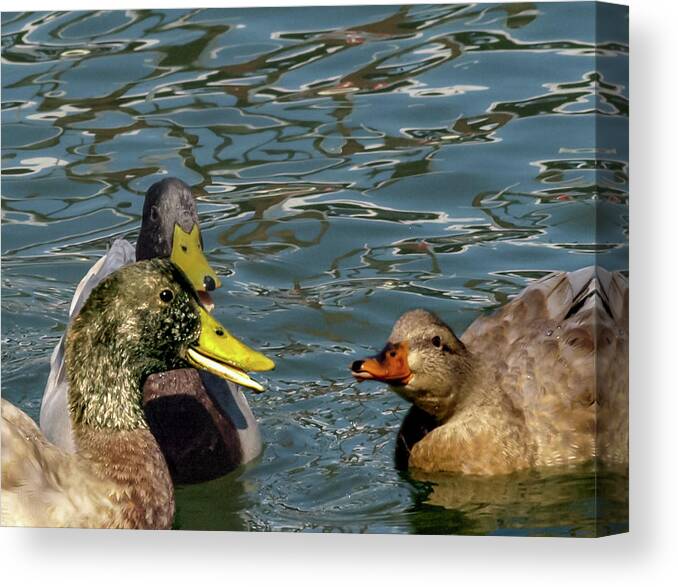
[159,289,174,303]
[150,206,159,222]
[432,336,442,348]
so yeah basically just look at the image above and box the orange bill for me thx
[351,342,412,385]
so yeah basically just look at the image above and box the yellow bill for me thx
[185,306,275,392]
[170,223,222,294]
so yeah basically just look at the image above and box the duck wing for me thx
[199,372,262,464]
[68,238,137,320]
[39,239,136,451]
[1,399,119,528]
[462,266,628,467]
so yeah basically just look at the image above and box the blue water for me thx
[1,3,628,535]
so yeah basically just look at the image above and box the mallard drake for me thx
[40,178,263,483]
[1,258,274,528]
[351,266,628,476]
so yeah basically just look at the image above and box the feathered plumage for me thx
[353,266,628,475]
[2,259,274,528]
[39,179,262,482]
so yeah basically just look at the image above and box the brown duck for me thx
[351,267,628,476]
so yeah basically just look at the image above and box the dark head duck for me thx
[135,178,221,307]
[67,258,273,434]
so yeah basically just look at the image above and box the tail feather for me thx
[514,266,627,325]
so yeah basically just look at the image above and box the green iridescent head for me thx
[65,258,274,431]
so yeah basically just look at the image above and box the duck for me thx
[1,258,275,528]
[39,177,263,484]
[351,266,628,476]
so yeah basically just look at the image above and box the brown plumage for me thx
[352,266,628,476]
[1,400,173,529]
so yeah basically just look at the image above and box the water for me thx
[1,3,628,535]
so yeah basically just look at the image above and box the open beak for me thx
[185,306,275,392]
[351,342,412,385]
[170,223,222,308]
[197,291,215,313]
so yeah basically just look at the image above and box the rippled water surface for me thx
[1,3,628,535]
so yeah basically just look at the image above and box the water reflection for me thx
[406,464,629,536]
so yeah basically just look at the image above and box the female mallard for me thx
[351,266,628,476]
[40,178,263,483]
[1,259,274,528]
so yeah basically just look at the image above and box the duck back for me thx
[461,267,628,468]
[2,399,174,529]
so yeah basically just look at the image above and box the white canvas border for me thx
[2,0,676,585]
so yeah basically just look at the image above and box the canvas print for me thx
[1,2,628,536]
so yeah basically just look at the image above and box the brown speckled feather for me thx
[408,379,535,475]
[1,399,173,529]
[458,267,628,469]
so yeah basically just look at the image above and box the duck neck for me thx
[440,357,504,423]
[65,309,175,527]
[416,352,479,423]
[66,317,161,431]
[76,426,175,529]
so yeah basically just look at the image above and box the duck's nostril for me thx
[204,275,216,291]
[215,328,224,337]
[351,360,364,372]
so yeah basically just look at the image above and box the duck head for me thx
[351,309,473,421]
[66,258,274,432]
[135,178,221,310]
